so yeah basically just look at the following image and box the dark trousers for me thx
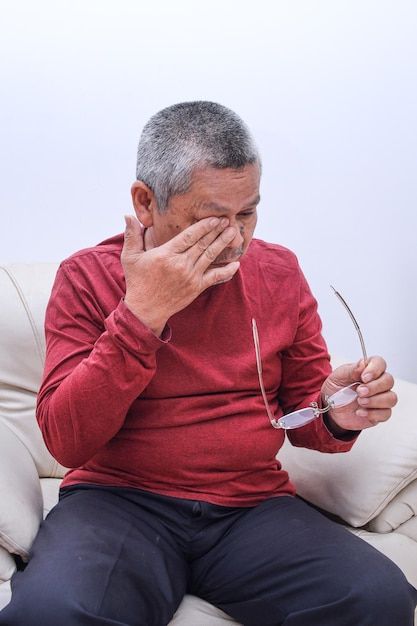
[1,485,416,626]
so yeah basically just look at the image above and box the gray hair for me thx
[135,101,261,213]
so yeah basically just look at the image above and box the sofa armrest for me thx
[0,419,43,559]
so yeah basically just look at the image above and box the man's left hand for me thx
[321,356,397,433]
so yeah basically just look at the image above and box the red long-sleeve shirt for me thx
[36,234,356,507]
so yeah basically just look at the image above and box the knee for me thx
[0,601,73,626]
[350,559,416,625]
[0,582,79,626]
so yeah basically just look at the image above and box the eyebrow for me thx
[200,195,261,213]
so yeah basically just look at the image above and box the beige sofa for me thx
[0,262,416,624]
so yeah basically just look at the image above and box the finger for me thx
[194,226,238,268]
[356,371,395,401]
[355,406,394,425]
[167,217,224,254]
[166,217,238,270]
[357,385,397,408]
[355,383,397,425]
[192,223,235,261]
[352,355,387,384]
[201,261,241,288]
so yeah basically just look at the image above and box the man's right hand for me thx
[121,215,240,336]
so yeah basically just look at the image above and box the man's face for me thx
[146,164,260,267]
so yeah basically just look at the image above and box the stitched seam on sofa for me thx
[0,266,45,368]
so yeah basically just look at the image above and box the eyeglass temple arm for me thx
[252,319,277,425]
[330,286,368,364]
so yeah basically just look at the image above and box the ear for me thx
[131,181,157,227]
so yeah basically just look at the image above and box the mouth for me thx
[211,259,240,268]
[212,249,244,267]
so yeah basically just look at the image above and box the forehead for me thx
[182,164,261,211]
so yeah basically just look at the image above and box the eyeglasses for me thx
[252,286,368,430]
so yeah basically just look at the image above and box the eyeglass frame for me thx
[252,286,368,430]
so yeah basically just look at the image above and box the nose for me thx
[228,218,244,251]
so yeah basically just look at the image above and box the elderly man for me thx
[1,101,415,625]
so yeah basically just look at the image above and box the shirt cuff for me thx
[105,299,172,355]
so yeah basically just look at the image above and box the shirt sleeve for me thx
[278,267,359,453]
[36,259,171,467]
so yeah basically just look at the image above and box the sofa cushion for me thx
[0,549,16,584]
[0,264,66,479]
[0,581,12,611]
[278,374,417,527]
[170,594,240,625]
[40,478,62,518]
[394,516,417,543]
[0,421,43,559]
[367,480,417,536]
[0,264,56,392]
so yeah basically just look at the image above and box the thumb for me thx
[322,361,360,398]
[329,362,358,388]
[122,215,144,261]
[331,359,370,389]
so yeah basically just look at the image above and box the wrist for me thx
[123,297,167,337]
[323,411,359,441]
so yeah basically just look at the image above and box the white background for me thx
[1,1,416,382]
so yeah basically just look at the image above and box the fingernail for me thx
[209,217,220,227]
[362,372,373,383]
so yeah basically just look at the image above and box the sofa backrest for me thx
[0,264,66,478]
